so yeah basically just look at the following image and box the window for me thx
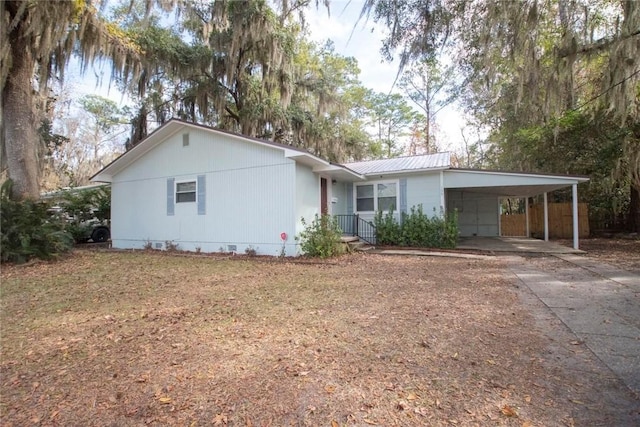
[176,181,196,203]
[355,181,397,212]
[377,183,397,211]
[356,184,374,211]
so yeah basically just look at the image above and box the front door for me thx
[320,178,328,214]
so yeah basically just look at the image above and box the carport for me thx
[443,169,590,249]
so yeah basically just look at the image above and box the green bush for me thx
[374,209,401,245]
[297,214,344,258]
[374,204,459,248]
[0,181,74,264]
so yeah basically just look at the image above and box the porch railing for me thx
[334,214,376,244]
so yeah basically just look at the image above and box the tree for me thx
[399,57,455,153]
[1,0,148,200]
[117,2,375,162]
[367,92,418,158]
[45,94,128,188]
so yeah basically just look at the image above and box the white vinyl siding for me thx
[110,127,297,255]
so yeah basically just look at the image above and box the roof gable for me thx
[91,119,363,182]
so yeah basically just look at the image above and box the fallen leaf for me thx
[213,413,228,425]
[569,399,585,405]
[486,359,496,365]
[524,395,532,403]
[407,392,418,400]
[363,419,377,425]
[158,397,172,404]
[331,421,339,427]
[414,407,429,416]
[500,405,518,417]
[325,385,336,394]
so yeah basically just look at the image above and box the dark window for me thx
[176,181,196,203]
[356,184,374,211]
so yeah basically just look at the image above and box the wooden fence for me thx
[500,203,589,238]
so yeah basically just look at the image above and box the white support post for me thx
[439,171,445,215]
[543,192,549,241]
[498,198,502,237]
[572,184,579,250]
[525,197,530,238]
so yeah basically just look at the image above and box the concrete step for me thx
[340,236,375,252]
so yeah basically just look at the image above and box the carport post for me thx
[525,198,530,237]
[543,192,549,241]
[572,184,579,249]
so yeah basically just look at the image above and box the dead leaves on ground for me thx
[1,251,636,426]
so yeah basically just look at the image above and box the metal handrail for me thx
[334,214,376,244]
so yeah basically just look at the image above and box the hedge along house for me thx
[91,119,589,255]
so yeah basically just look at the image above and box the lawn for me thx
[0,250,633,426]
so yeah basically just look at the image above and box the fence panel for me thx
[530,203,589,239]
[500,213,527,236]
[499,203,589,238]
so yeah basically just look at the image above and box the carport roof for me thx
[444,168,589,197]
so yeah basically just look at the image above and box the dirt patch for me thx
[558,237,640,274]
[1,251,637,426]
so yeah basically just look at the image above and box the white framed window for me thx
[176,180,196,203]
[355,181,398,212]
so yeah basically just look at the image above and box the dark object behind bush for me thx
[1,181,73,263]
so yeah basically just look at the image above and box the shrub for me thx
[0,181,74,263]
[297,214,344,258]
[374,204,459,248]
[374,209,401,245]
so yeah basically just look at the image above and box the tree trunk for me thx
[2,22,40,200]
[629,184,640,233]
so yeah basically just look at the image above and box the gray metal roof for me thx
[343,152,451,175]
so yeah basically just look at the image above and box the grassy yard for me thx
[0,250,634,426]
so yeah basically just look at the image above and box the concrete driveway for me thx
[508,253,640,397]
[458,236,584,254]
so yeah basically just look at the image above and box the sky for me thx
[69,0,467,153]
[306,1,467,152]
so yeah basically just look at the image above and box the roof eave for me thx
[447,168,590,182]
[360,166,450,177]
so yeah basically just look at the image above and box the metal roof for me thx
[343,152,451,175]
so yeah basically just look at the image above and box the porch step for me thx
[340,236,360,243]
[340,236,374,252]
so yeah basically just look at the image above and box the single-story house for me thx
[91,119,589,255]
